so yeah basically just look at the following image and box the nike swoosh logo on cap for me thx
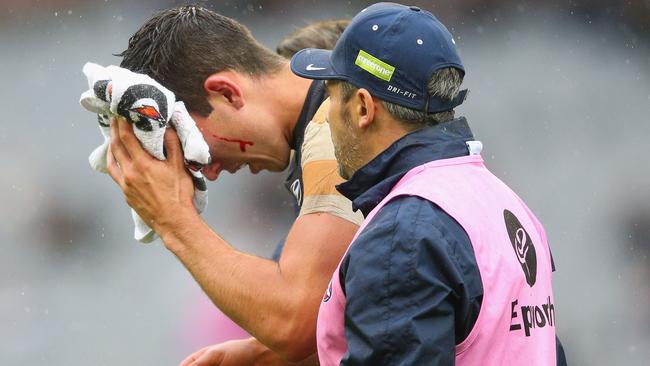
[306,64,326,71]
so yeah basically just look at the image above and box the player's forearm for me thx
[157,209,316,360]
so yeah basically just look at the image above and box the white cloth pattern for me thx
[79,62,210,243]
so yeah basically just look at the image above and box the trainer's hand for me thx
[179,338,285,366]
[107,117,195,235]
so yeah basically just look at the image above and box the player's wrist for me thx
[155,204,202,248]
[249,338,288,366]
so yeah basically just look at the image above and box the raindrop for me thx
[417,39,423,45]
[54,11,58,17]
[628,345,637,353]
[372,25,379,31]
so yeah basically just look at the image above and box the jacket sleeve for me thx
[340,195,481,366]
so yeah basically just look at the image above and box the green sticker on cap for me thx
[355,50,395,82]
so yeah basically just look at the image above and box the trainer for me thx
[291,3,566,365]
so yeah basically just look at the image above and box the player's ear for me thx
[204,73,245,109]
[355,88,376,130]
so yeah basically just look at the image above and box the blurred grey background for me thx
[0,0,648,364]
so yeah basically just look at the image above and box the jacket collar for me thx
[336,117,475,217]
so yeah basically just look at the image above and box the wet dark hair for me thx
[118,5,284,116]
[276,19,350,58]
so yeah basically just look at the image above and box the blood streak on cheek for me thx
[212,134,255,152]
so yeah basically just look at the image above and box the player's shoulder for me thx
[311,97,330,125]
[301,98,335,168]
[298,98,363,225]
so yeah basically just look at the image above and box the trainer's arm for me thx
[340,197,476,365]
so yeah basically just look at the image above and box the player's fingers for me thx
[163,127,184,166]
[179,347,209,366]
[106,146,124,186]
[115,117,149,161]
[191,348,224,366]
[110,118,132,166]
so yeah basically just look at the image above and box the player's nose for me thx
[201,161,223,181]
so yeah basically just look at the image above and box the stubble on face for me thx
[333,108,364,180]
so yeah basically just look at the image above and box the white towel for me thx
[80,62,210,243]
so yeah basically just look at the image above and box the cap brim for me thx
[290,48,340,80]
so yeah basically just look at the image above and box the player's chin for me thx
[202,168,222,181]
[205,175,217,182]
[247,164,261,174]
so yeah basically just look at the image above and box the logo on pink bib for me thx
[323,281,333,302]
[504,210,537,287]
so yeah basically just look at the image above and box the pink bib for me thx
[317,155,557,365]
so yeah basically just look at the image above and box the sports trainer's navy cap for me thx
[291,2,467,113]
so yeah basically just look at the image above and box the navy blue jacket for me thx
[335,118,566,365]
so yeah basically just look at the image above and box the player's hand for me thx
[179,338,285,366]
[107,117,195,235]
